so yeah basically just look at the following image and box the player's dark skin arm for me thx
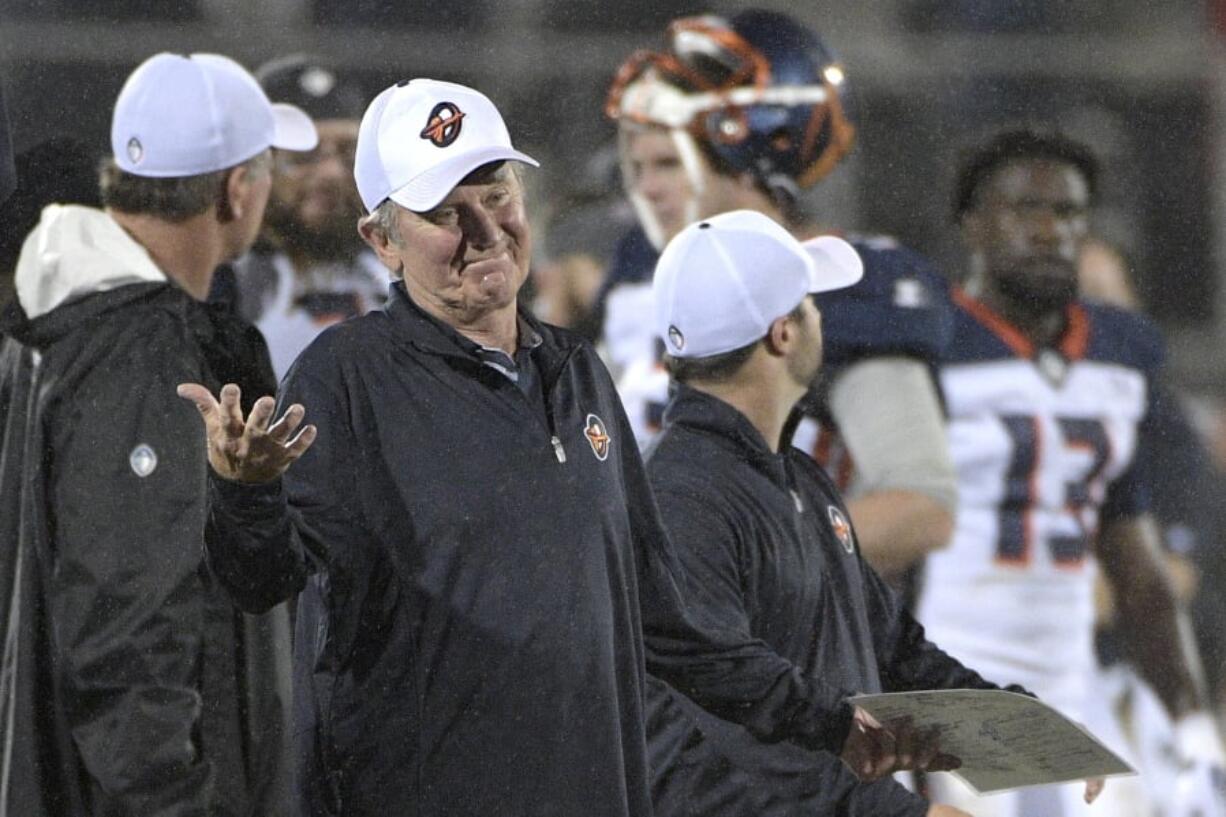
[1097,514,1202,720]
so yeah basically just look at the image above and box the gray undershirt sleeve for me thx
[826,356,958,510]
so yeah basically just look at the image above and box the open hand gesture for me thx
[177,382,316,483]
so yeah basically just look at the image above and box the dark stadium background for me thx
[1,0,1222,389]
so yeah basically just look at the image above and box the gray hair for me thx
[361,198,404,247]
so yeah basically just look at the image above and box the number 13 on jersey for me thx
[995,414,1114,568]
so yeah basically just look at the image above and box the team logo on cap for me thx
[420,102,465,148]
[668,325,685,351]
[300,67,336,98]
[584,414,611,461]
[827,506,855,554]
[127,137,144,165]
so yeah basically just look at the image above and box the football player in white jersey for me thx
[917,128,1226,817]
[603,9,957,581]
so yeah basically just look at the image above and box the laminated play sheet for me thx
[849,689,1136,794]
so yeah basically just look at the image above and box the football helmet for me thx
[607,9,855,244]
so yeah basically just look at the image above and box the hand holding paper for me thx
[850,689,1135,795]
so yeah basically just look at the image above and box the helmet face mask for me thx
[607,10,856,236]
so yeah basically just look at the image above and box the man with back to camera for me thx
[224,55,389,380]
[603,9,957,582]
[0,52,317,815]
[917,128,1226,816]
[643,210,1109,816]
[177,77,937,816]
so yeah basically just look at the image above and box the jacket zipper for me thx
[541,348,580,465]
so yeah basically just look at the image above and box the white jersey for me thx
[234,250,389,380]
[917,290,1161,714]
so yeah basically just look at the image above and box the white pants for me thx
[927,774,1105,816]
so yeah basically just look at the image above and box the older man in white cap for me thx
[180,80,912,816]
[0,53,316,816]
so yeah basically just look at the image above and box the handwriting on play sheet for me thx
[849,689,1135,794]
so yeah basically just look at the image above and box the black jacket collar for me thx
[661,384,790,482]
[384,280,577,389]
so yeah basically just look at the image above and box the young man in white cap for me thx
[181,79,913,816]
[644,210,1103,817]
[0,52,315,815]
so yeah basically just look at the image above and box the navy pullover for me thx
[206,283,869,816]
[645,386,1007,816]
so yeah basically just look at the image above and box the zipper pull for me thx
[551,436,567,463]
[790,489,804,514]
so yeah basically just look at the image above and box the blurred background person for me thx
[918,128,1225,817]
[1079,236,1142,310]
[603,8,957,583]
[529,142,630,342]
[1076,232,1226,816]
[529,146,632,341]
[531,197,619,342]
[220,54,387,379]
[1185,393,1226,714]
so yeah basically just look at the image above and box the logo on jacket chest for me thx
[584,414,611,461]
[129,444,158,478]
[827,505,855,555]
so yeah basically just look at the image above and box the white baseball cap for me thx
[654,210,864,359]
[353,78,539,213]
[111,52,318,178]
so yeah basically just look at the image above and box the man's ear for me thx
[763,314,792,358]
[218,164,253,223]
[358,214,404,276]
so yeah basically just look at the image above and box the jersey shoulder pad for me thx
[814,234,954,367]
[1081,301,1165,375]
[604,225,658,289]
[944,291,1023,365]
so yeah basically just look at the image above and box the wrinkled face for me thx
[266,118,364,260]
[381,164,531,321]
[785,296,823,389]
[965,158,1090,313]
[621,126,743,245]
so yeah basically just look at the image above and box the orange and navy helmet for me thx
[606,9,856,196]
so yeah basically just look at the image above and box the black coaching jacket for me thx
[645,386,1008,817]
[0,270,292,816]
[205,282,868,817]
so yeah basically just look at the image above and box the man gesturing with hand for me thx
[178,383,316,483]
[180,78,925,817]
